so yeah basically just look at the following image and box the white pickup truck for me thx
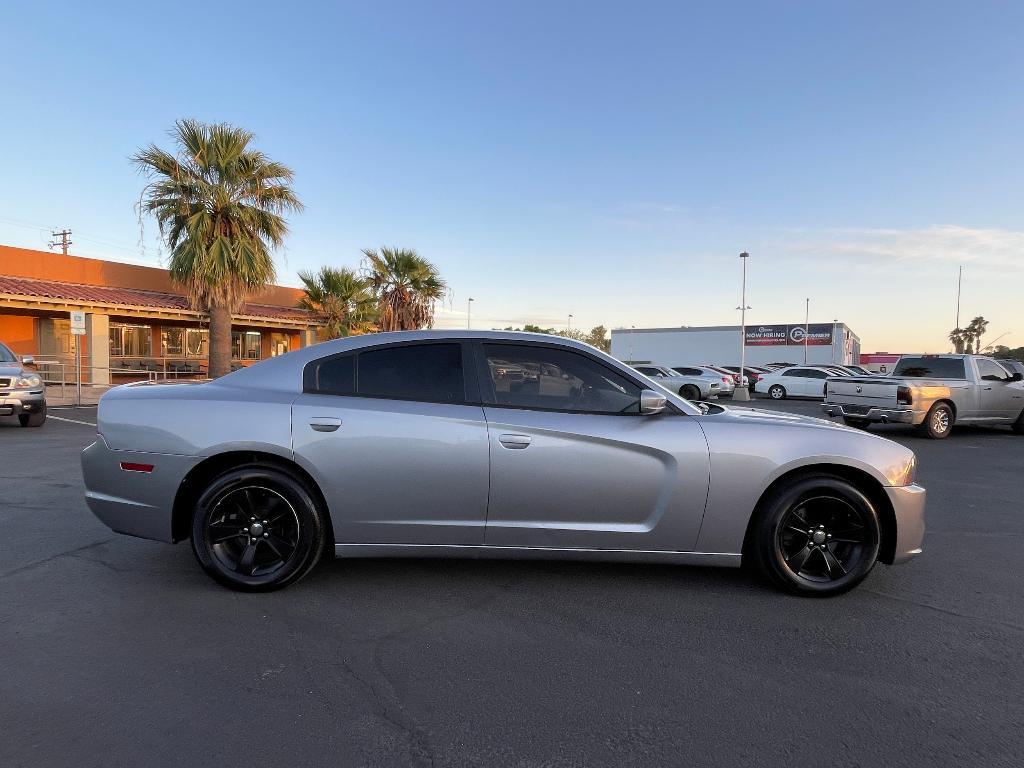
[822,354,1024,438]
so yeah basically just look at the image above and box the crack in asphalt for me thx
[0,538,115,581]
[863,588,1024,634]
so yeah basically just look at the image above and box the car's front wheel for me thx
[747,474,881,596]
[190,465,327,591]
[768,385,786,400]
[18,405,46,427]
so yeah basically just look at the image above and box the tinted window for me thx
[673,367,702,376]
[484,344,642,414]
[635,366,663,377]
[313,353,355,394]
[0,343,16,363]
[805,369,829,379]
[976,358,1011,382]
[357,343,465,402]
[1000,360,1024,375]
[892,357,966,379]
[782,369,804,377]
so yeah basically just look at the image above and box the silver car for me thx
[630,364,718,401]
[82,331,925,596]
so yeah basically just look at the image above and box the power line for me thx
[49,229,72,255]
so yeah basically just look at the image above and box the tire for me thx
[918,402,954,439]
[842,417,871,430]
[190,465,326,591]
[1012,410,1024,435]
[680,384,700,401]
[768,385,786,400]
[18,404,46,428]
[747,474,881,596]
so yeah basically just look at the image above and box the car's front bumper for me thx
[0,389,46,417]
[82,436,201,543]
[822,402,921,425]
[884,483,926,564]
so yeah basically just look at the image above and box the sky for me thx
[2,1,1022,352]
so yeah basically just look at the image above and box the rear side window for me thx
[674,367,701,376]
[892,357,966,379]
[305,343,466,403]
[358,343,464,402]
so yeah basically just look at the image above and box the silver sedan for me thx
[82,331,925,596]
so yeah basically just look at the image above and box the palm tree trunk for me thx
[208,303,233,378]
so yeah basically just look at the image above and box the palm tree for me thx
[948,328,966,354]
[363,247,447,331]
[298,266,378,339]
[966,316,989,354]
[133,120,302,377]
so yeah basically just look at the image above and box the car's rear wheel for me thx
[919,402,953,439]
[768,385,786,400]
[748,474,881,596]
[842,417,871,429]
[1012,410,1024,435]
[18,405,46,428]
[190,465,326,591]
[680,384,700,401]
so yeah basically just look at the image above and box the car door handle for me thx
[308,417,342,432]
[498,433,532,449]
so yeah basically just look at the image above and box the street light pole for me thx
[734,252,751,402]
[804,297,810,364]
[568,313,573,332]
[467,297,474,329]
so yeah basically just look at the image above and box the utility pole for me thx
[568,314,573,332]
[804,298,810,364]
[955,265,962,331]
[467,297,474,329]
[734,252,751,402]
[49,229,72,255]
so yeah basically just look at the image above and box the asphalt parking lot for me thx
[2,400,1022,768]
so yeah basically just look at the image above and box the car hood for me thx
[0,364,27,377]
[706,404,853,432]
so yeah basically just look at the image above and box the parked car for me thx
[631,364,719,400]
[718,365,771,392]
[822,354,1024,438]
[754,366,833,400]
[841,364,873,376]
[82,330,925,596]
[998,359,1024,377]
[0,341,46,427]
[670,365,735,396]
[702,364,749,389]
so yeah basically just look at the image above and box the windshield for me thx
[892,357,967,379]
[0,343,17,363]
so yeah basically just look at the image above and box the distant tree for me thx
[363,247,446,331]
[298,266,377,339]
[133,120,302,377]
[965,316,989,354]
[948,328,967,354]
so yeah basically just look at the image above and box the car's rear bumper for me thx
[884,483,926,564]
[82,436,200,543]
[822,402,922,424]
[0,390,46,416]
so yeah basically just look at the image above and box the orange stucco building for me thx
[0,244,321,384]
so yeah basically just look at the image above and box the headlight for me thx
[15,374,42,388]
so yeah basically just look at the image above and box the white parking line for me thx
[48,415,98,427]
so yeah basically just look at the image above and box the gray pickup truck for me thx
[822,354,1024,438]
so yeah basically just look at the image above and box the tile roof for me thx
[0,274,315,323]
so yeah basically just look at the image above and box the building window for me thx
[186,328,209,358]
[162,327,185,357]
[110,323,152,357]
[232,331,261,360]
[270,333,290,357]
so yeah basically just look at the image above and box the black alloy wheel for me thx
[748,474,881,596]
[191,466,326,591]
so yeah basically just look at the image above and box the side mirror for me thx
[1011,372,1023,382]
[21,355,35,366]
[640,388,667,415]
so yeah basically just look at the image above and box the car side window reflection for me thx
[483,344,642,414]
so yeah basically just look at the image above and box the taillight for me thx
[722,377,730,384]
[120,462,154,473]
[896,386,913,406]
